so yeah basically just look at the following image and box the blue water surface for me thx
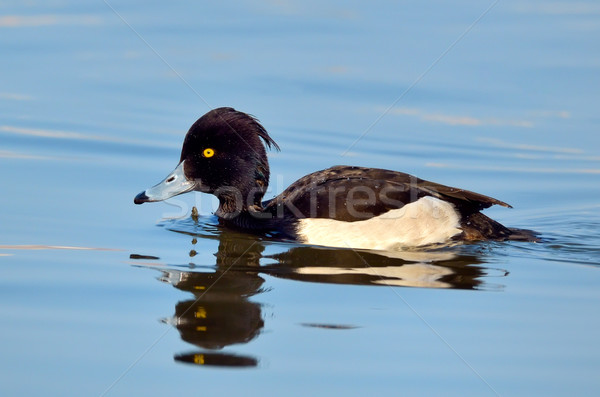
[1,1,599,396]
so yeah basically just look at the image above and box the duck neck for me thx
[213,162,271,228]
[215,201,272,231]
[214,186,271,229]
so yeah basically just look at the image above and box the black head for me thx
[134,107,279,212]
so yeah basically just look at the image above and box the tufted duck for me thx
[134,107,536,250]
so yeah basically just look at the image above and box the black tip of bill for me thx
[134,191,149,205]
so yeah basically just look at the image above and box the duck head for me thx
[134,107,279,213]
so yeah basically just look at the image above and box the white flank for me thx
[296,196,462,250]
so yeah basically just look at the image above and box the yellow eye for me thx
[202,148,215,158]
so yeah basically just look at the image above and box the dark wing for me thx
[263,165,510,222]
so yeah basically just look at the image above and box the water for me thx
[1,1,600,396]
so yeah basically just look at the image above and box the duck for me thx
[134,107,535,250]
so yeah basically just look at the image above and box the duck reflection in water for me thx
[132,217,508,368]
[157,235,266,368]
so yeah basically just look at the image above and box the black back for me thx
[264,165,511,222]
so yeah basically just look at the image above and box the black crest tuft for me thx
[201,107,280,152]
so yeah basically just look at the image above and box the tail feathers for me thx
[507,227,541,242]
[459,212,539,242]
